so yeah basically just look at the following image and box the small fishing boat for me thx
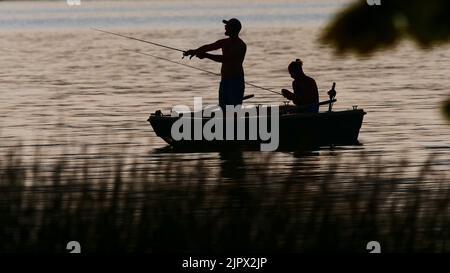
[148,102,366,150]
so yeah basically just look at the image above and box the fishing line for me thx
[123,48,282,95]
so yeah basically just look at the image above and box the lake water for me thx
[0,0,449,183]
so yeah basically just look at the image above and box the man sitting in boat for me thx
[281,59,319,113]
[183,18,247,110]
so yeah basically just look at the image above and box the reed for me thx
[0,147,448,253]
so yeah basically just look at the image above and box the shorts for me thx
[219,76,245,109]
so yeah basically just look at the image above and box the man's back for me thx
[292,75,319,107]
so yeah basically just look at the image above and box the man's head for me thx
[288,59,303,78]
[223,18,242,37]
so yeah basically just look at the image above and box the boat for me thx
[147,102,366,151]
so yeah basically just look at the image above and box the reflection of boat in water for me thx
[148,103,366,150]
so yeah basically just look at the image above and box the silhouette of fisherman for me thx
[184,18,247,110]
[281,59,319,113]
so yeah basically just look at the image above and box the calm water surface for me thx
[0,0,449,185]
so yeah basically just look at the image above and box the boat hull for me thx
[148,108,366,150]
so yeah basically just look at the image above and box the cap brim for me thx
[222,20,228,24]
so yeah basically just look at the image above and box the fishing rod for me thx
[92,28,282,95]
[126,49,255,101]
[92,28,185,54]
[244,81,281,95]
[125,49,220,77]
[124,48,282,95]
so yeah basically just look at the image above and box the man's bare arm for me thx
[184,40,223,58]
[196,40,223,53]
[281,89,300,101]
[197,52,223,63]
[197,43,245,63]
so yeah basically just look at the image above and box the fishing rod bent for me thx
[125,49,282,95]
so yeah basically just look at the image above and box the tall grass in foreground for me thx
[0,149,449,253]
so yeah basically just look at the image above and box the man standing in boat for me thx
[184,18,247,110]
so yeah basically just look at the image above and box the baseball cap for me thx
[222,18,242,33]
